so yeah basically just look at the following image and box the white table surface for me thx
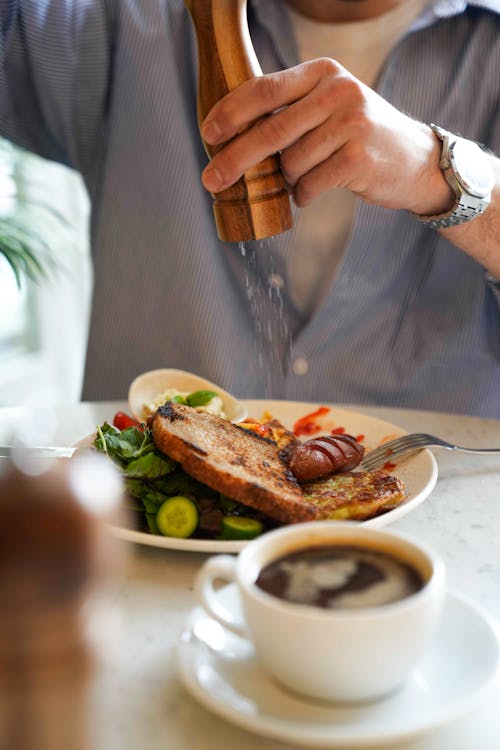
[1,400,500,750]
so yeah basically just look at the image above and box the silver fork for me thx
[361,433,500,471]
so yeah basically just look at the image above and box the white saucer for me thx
[176,585,500,748]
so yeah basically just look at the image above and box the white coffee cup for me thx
[195,521,446,703]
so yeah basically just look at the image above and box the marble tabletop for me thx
[1,400,500,750]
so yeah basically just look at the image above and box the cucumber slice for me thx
[220,516,263,540]
[156,495,199,538]
[186,390,218,407]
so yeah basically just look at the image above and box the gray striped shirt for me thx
[1,0,499,416]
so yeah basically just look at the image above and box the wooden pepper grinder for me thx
[0,454,124,750]
[185,0,293,242]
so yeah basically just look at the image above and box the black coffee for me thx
[255,544,424,609]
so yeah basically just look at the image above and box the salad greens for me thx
[92,421,270,540]
[156,390,218,408]
[185,390,218,407]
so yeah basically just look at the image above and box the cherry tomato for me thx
[113,411,143,431]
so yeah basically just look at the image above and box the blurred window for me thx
[0,140,91,406]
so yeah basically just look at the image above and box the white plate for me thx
[93,399,437,553]
[176,584,500,748]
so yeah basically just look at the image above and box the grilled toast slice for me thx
[150,403,316,524]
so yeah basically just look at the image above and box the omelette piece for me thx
[301,471,406,521]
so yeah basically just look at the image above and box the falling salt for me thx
[236,237,292,399]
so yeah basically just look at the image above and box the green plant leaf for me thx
[0,221,52,286]
[0,245,21,286]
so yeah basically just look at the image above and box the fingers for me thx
[201,60,358,194]
[199,55,442,214]
[293,142,369,207]
[202,88,336,193]
[201,58,339,145]
[280,115,346,187]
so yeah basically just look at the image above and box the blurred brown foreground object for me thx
[0,454,125,750]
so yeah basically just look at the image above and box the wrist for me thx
[409,124,455,216]
[411,124,494,229]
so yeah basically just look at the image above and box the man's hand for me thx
[200,58,454,216]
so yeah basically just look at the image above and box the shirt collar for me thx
[249,0,298,68]
[431,0,500,18]
[250,0,500,67]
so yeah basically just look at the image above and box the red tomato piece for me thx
[113,411,143,431]
[255,424,273,438]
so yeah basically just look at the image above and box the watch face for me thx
[450,139,495,197]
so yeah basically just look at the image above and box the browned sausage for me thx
[281,435,365,483]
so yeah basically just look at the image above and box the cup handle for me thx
[195,555,247,637]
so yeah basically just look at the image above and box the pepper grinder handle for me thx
[184,0,293,242]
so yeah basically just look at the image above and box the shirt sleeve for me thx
[0,0,113,171]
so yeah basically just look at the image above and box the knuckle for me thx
[279,148,297,184]
[213,147,240,183]
[294,176,314,207]
[259,114,292,149]
[279,148,292,173]
[341,76,366,107]
[313,80,337,114]
[342,140,368,170]
[310,63,363,113]
[314,56,340,77]
[214,98,238,132]
[221,149,242,179]
[260,71,287,101]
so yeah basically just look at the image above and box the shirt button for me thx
[292,357,309,376]
[268,273,284,290]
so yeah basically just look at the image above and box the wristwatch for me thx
[415,123,494,229]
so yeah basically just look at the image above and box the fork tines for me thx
[361,434,432,471]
